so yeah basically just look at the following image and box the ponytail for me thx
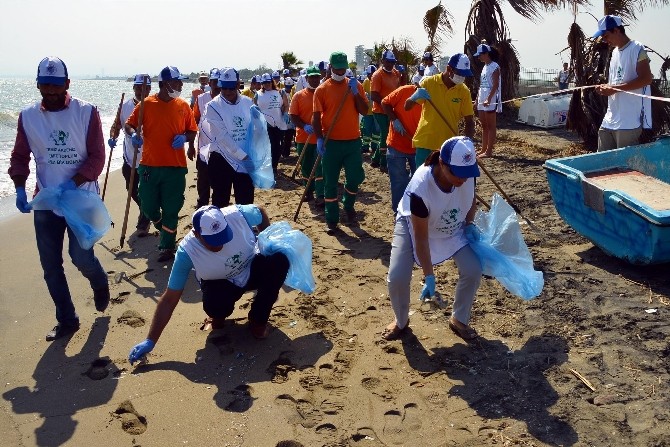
[424,150,440,166]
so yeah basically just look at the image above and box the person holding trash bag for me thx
[128,204,289,364]
[125,66,198,263]
[381,136,483,342]
[200,67,259,208]
[313,51,369,234]
[193,68,222,209]
[8,56,110,341]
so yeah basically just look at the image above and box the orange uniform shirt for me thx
[382,85,422,154]
[126,95,198,168]
[289,88,316,144]
[370,68,401,113]
[313,79,365,141]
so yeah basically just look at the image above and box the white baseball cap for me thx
[593,15,624,38]
[36,56,68,86]
[440,136,480,178]
[218,67,239,88]
[133,74,151,85]
[209,68,221,81]
[447,54,474,77]
[193,206,233,246]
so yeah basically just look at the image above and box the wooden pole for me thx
[119,77,149,248]
[102,93,124,201]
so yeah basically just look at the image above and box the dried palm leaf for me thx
[423,1,454,58]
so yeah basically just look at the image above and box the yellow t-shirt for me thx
[412,75,474,151]
[362,78,373,116]
[241,88,255,99]
[126,95,198,167]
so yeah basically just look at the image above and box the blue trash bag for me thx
[257,221,316,294]
[467,193,543,300]
[30,186,112,250]
[243,112,275,189]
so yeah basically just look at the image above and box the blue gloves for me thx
[420,274,436,301]
[316,138,326,156]
[392,119,406,136]
[250,105,261,119]
[464,223,481,242]
[15,187,31,213]
[107,138,117,149]
[348,77,358,94]
[409,88,431,102]
[131,132,143,147]
[240,158,254,173]
[59,179,77,191]
[129,339,155,365]
[303,124,314,134]
[172,134,187,149]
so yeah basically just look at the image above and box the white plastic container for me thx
[517,94,571,128]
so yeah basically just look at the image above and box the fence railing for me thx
[517,67,669,98]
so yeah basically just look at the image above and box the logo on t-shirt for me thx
[233,116,244,128]
[49,130,70,146]
[452,98,461,104]
[225,251,244,269]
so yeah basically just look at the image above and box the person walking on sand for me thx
[313,51,369,234]
[200,67,258,208]
[405,53,475,166]
[8,56,110,341]
[254,73,288,173]
[381,81,423,214]
[108,74,153,237]
[370,50,401,172]
[128,204,289,363]
[190,71,210,108]
[290,65,324,206]
[381,136,482,342]
[193,68,222,208]
[124,66,198,263]
[474,44,501,158]
[593,15,653,151]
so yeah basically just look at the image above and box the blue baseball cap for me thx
[440,136,480,178]
[159,66,188,81]
[473,44,491,57]
[36,57,68,86]
[593,15,624,38]
[447,54,474,77]
[193,206,233,247]
[217,67,239,88]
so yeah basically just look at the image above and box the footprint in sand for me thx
[208,334,234,356]
[117,310,145,328]
[275,394,323,429]
[383,403,422,445]
[351,427,385,446]
[113,400,147,435]
[267,354,297,384]
[225,384,255,412]
[275,441,304,447]
[84,358,110,380]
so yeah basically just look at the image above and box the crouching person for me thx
[129,204,289,364]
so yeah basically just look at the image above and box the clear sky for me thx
[1,0,668,78]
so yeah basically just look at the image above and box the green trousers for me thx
[137,165,187,250]
[322,139,365,224]
[371,113,389,166]
[296,143,323,197]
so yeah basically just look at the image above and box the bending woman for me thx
[474,44,501,158]
[382,136,483,341]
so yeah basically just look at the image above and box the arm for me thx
[312,112,324,140]
[200,106,248,161]
[405,97,419,112]
[465,196,477,224]
[485,68,501,105]
[193,100,201,125]
[597,58,653,96]
[381,101,398,122]
[280,91,289,114]
[352,85,369,115]
[463,115,475,139]
[411,214,434,277]
[290,114,309,128]
[257,206,271,231]
[8,113,31,187]
[75,107,106,184]
[146,287,183,343]
[185,130,197,161]
[370,91,382,108]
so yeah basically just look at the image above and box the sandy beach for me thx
[1,119,668,447]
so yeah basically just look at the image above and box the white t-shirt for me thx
[120,97,141,167]
[255,89,287,130]
[477,61,502,113]
[423,64,439,77]
[411,73,423,85]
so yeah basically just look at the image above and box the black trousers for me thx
[121,161,150,227]
[282,128,295,157]
[196,156,211,207]
[267,124,283,171]
[208,151,254,208]
[201,252,290,324]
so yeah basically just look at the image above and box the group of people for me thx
[8,14,653,357]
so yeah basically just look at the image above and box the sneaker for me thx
[249,320,271,339]
[93,286,110,312]
[157,249,175,263]
[46,323,80,342]
[314,196,325,208]
[136,221,151,238]
[341,208,357,225]
[325,222,338,235]
[305,191,314,202]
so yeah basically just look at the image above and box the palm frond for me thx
[604,0,670,21]
[423,1,454,55]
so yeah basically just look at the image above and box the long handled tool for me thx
[102,93,124,201]
[293,88,351,222]
[290,138,309,182]
[119,77,149,248]
[425,97,537,230]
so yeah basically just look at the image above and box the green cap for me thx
[305,65,320,77]
[329,52,348,70]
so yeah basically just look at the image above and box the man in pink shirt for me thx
[8,56,109,341]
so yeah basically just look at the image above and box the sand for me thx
[0,120,668,447]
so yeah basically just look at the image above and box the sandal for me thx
[448,319,478,341]
[381,320,409,341]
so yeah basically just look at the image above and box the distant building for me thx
[355,45,371,71]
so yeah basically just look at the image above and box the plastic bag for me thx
[257,221,315,294]
[243,112,275,189]
[468,193,543,300]
[30,186,112,250]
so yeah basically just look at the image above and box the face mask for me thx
[383,67,393,73]
[330,72,346,82]
[450,74,465,85]
[165,82,181,99]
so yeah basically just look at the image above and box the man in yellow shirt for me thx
[405,53,475,166]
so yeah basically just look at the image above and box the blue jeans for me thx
[34,210,108,326]
[386,147,416,213]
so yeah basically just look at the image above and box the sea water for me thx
[0,78,192,204]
